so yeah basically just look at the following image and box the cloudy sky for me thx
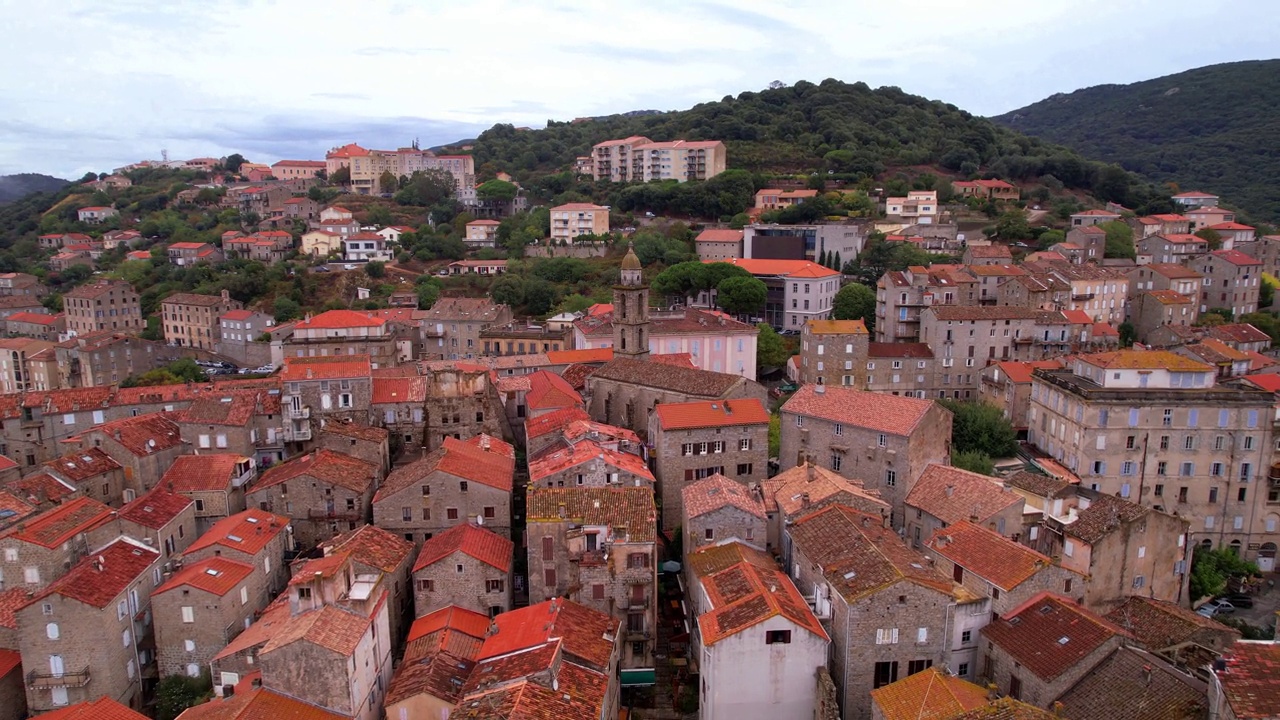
[2,0,1275,179]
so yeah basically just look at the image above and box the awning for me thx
[620,668,656,687]
[660,560,682,573]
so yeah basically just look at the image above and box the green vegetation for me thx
[940,399,1018,476]
[1190,545,1259,600]
[993,60,1280,223]
[121,358,208,387]
[951,449,996,476]
[831,283,875,329]
[714,275,767,316]
[845,232,954,285]
[1240,312,1280,347]
[1100,221,1136,260]
[156,673,212,720]
[0,173,68,204]
[768,413,781,458]
[757,323,788,371]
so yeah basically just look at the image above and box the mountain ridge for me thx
[0,173,70,204]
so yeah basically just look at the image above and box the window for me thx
[916,627,928,644]
[737,463,753,475]
[908,659,933,675]
[1163,409,1173,426]
[957,663,969,677]
[834,424,843,436]
[875,628,899,645]
[592,584,605,600]
[339,393,352,408]
[544,568,556,587]
[1010,676,1023,700]
[1245,435,1255,450]
[181,606,194,623]
[1155,484,1164,497]
[184,640,195,652]
[402,507,412,522]
[455,564,464,574]
[46,622,59,639]
[1210,487,1219,503]
[240,587,248,605]
[765,630,791,644]
[446,507,459,520]
[627,553,649,569]
[417,579,434,592]
[1064,540,1074,558]
[459,481,468,493]
[1133,576,1146,589]
[830,454,842,472]
[739,438,752,451]
[885,469,897,487]
[1184,435,1195,450]
[873,661,899,689]
[1159,435,1169,450]
[23,567,38,584]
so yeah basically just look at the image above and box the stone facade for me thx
[181,509,294,618]
[244,450,378,550]
[152,557,257,677]
[411,527,512,618]
[161,291,241,350]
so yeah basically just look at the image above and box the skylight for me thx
[227,534,243,542]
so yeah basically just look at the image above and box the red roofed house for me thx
[680,473,767,552]
[245,448,379,548]
[1209,640,1280,720]
[151,555,256,676]
[528,435,653,490]
[298,524,415,652]
[1208,221,1256,248]
[373,435,515,543]
[270,159,326,180]
[286,310,398,368]
[904,464,1026,549]
[464,219,500,248]
[280,355,374,443]
[174,388,285,468]
[976,359,1065,434]
[16,537,162,711]
[649,397,770,529]
[869,666,991,720]
[160,290,241,350]
[687,541,829,720]
[1171,191,1219,209]
[1136,232,1209,264]
[0,496,115,590]
[411,523,512,618]
[40,446,125,507]
[159,454,254,534]
[758,462,890,553]
[176,686,351,720]
[383,605,488,720]
[979,592,1128,709]
[76,206,118,224]
[1194,249,1264,317]
[24,696,147,720]
[694,228,743,261]
[780,384,953,527]
[951,178,1019,201]
[115,487,197,562]
[182,508,294,612]
[167,242,224,267]
[67,412,187,497]
[343,231,390,262]
[5,310,64,341]
[318,421,390,476]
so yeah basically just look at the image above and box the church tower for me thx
[613,243,650,359]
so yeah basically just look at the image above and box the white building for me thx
[885,191,938,224]
[342,233,391,262]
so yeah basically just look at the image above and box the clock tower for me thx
[613,243,650,359]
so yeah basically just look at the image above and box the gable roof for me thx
[280,354,372,382]
[527,440,653,484]
[413,523,512,573]
[262,603,373,657]
[84,413,184,457]
[177,686,351,720]
[524,407,593,441]
[653,397,769,430]
[301,524,415,579]
[154,556,253,597]
[760,462,888,517]
[371,376,428,404]
[981,592,1127,681]
[1208,249,1262,266]
[1104,595,1240,651]
[928,521,1058,592]
[526,486,656,543]
[182,508,290,556]
[692,541,828,645]
[1065,492,1150,544]
[905,464,1022,525]
[294,309,386,330]
[1055,646,1208,720]
[525,370,583,411]
[44,447,120,482]
[1215,641,1280,719]
[711,257,841,279]
[869,667,990,720]
[477,598,619,671]
[783,384,941,436]
[590,357,745,397]
[950,698,1058,719]
[31,538,159,609]
[118,488,194,529]
[7,496,111,548]
[682,474,766,520]
[1210,323,1272,345]
[35,697,150,720]
[378,435,515,500]
[251,449,377,494]
[160,454,248,493]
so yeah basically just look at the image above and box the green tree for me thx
[273,296,301,322]
[477,179,518,201]
[365,204,393,226]
[940,399,1018,458]
[819,249,829,268]
[1190,545,1260,600]
[951,450,995,476]
[379,170,398,195]
[155,673,212,720]
[1260,276,1276,309]
[1118,321,1137,348]
[415,279,441,309]
[1100,220,1136,259]
[364,261,385,279]
[395,169,456,207]
[832,283,876,328]
[1195,227,1223,251]
[715,276,767,316]
[223,154,246,174]
[729,213,750,229]
[330,165,351,186]
[1240,312,1280,346]
[768,413,780,458]
[491,275,526,307]
[1037,229,1065,250]
[523,277,560,315]
[757,323,789,370]
[993,210,1033,240]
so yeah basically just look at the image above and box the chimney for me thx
[1142,665,1152,685]
[800,492,810,508]
[221,289,230,303]
[306,368,313,379]
[806,462,814,482]
[1052,701,1066,717]
[944,485,954,497]
[861,516,870,528]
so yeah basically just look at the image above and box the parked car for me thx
[1218,594,1254,609]
[315,265,331,272]
[343,264,356,270]
[1195,603,1218,618]
[1198,599,1237,617]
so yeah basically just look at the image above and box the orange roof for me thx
[982,593,1128,681]
[294,309,385,329]
[378,436,515,498]
[806,319,869,335]
[1149,214,1190,222]
[118,488,194,529]
[527,486,656,543]
[783,384,938,436]
[32,538,159,609]
[709,257,840,278]
[407,604,491,647]
[1209,222,1254,231]
[1242,374,1280,393]
[371,376,428,404]
[928,521,1063,592]
[82,413,183,457]
[280,354,372,381]
[0,587,29,629]
[1147,289,1193,305]
[311,524,414,576]
[263,603,374,657]
[252,449,377,494]
[413,523,513,573]
[906,464,1022,526]
[682,473,766,520]
[525,370,582,412]
[527,440,653,484]
[991,359,1064,384]
[551,202,607,211]
[1209,249,1262,266]
[220,309,256,321]
[177,686,350,720]
[692,542,828,645]
[183,508,290,556]
[154,555,253,597]
[34,696,150,720]
[524,406,592,440]
[1078,349,1211,372]
[476,598,618,669]
[8,496,111,548]
[7,311,57,325]
[160,454,248,492]
[870,667,990,720]
[0,648,18,677]
[695,229,744,243]
[546,348,613,364]
[653,397,769,430]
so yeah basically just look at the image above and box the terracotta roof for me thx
[681,473,766,520]
[1216,641,1280,719]
[1209,221,1254,231]
[1078,349,1212,372]
[551,202,607,211]
[6,472,76,506]
[44,447,120,482]
[650,352,699,369]
[212,596,292,663]
[161,292,228,307]
[263,603,373,656]
[310,524,414,576]
[545,348,613,364]
[869,667,990,720]
[868,342,934,359]
[160,454,248,492]
[252,448,377,494]
[524,407,592,441]
[528,439,653,484]
[1186,338,1252,365]
[1242,373,1280,393]
[388,649,477,706]
[32,538,159,609]
[783,384,940,436]
[695,228,744,243]
[1065,492,1149,544]
[788,504,959,602]
[7,311,57,325]
[1105,596,1240,651]
[64,279,133,300]
[177,686,350,720]
[1143,289,1192,306]
[1056,646,1208,720]
[928,521,1060,592]
[118,488,194,529]
[378,435,514,499]
[1142,263,1203,279]
[0,586,29,629]
[905,464,1022,525]
[761,462,888,517]
[414,523,513,573]
[477,598,619,671]
[22,386,112,411]
[966,244,1013,258]
[1209,249,1262,266]
[589,357,744,397]
[1005,471,1072,497]
[83,413,184,457]
[527,486,656,543]
[0,648,18,677]
[525,370,582,411]
[453,663,607,720]
[8,496,111,548]
[950,698,1058,719]
[990,359,1064,384]
[34,697,150,720]
[652,397,768,431]
[981,592,1127,681]
[321,421,388,443]
[710,257,840,278]
[405,604,491,658]
[806,319,869,335]
[154,555,253,597]
[280,354,372,381]
[687,541,826,645]
[183,508,290,556]
[1210,323,1272,345]
[1149,214,1191,222]
[371,376,428,404]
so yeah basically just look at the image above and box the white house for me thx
[343,232,391,262]
[376,226,413,245]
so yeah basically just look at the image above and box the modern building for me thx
[708,258,841,330]
[549,203,609,242]
[591,136,726,182]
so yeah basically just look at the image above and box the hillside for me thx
[447,79,1162,208]
[0,173,69,204]
[992,60,1280,223]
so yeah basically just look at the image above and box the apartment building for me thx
[410,523,512,618]
[166,242,223,267]
[295,525,415,649]
[917,306,1044,381]
[280,355,374,443]
[528,438,653,490]
[711,258,841,330]
[464,219,499,248]
[526,486,657,670]
[1069,209,1122,227]
[1131,290,1197,342]
[591,136,726,182]
[161,291,241,350]
[1026,350,1274,562]
[798,319,869,384]
[151,556,256,677]
[419,297,512,361]
[1194,249,1263,317]
[181,508,293,612]
[158,454,252,534]
[245,449,379,548]
[62,280,143,336]
[875,265,977,343]
[284,310,399,368]
[885,191,939,224]
[1044,262,1129,324]
[549,203,609,242]
[0,497,114,591]
[977,360,1065,434]
[325,143,476,202]
[585,356,769,434]
[269,159,325,179]
[1136,233,1209,264]
[779,384,952,525]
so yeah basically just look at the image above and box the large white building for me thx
[707,258,842,331]
[591,136,727,183]
[325,143,476,202]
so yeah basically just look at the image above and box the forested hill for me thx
[992,60,1280,223]
[445,79,1163,208]
[0,174,69,204]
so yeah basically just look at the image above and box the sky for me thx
[2,0,1276,179]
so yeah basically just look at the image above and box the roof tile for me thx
[413,524,513,573]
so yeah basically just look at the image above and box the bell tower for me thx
[613,243,650,359]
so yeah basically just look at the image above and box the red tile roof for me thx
[1210,323,1272,345]
[649,352,699,369]
[870,667,990,720]
[1105,596,1240,651]
[709,257,840,278]
[154,556,253,597]
[905,464,1023,526]
[306,524,414,577]
[6,472,76,505]
[477,598,619,671]
[525,370,583,412]
[252,449,377,494]
[44,447,120,482]
[161,454,248,492]
[545,348,613,365]
[262,603,373,657]
[527,440,653,484]
[1209,249,1263,266]
[928,521,1061,592]
[0,586,29,629]
[280,354,372,381]
[0,648,18,677]
[294,309,386,329]
[212,596,291,662]
[527,486,656,542]
[118,488,194,529]
[378,436,515,499]
[524,407,592,441]
[183,508,290,556]
[695,229,744,243]
[83,413,184,457]
[371,376,428,404]
[807,319,870,335]
[981,592,1128,681]
[1209,221,1254,231]
[783,384,941,436]
[682,473,766,520]
[589,357,744,397]
[653,397,769,430]
[31,538,159,609]
[1055,645,1209,720]
[1064,493,1149,544]
[8,496,112,548]
[690,541,828,645]
[35,696,150,720]
[321,421,388,444]
[7,311,57,325]
[1242,373,1280,393]
[413,523,513,573]
[219,309,256,321]
[177,686,350,720]
[760,462,889,517]
[1216,641,1280,719]
[990,359,1064,384]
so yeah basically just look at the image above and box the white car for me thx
[343,264,356,270]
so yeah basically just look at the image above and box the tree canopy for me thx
[756,323,789,370]
[940,399,1018,459]
[714,275,767,316]
[831,283,876,329]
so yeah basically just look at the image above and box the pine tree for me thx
[818,249,828,267]
[834,251,843,272]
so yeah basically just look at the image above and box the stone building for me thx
[868,667,991,720]
[62,279,143,336]
[17,537,161,713]
[244,449,380,549]
[419,297,512,361]
[875,265,979,344]
[171,389,284,469]
[151,555,256,677]
[1131,290,1197,343]
[976,360,1065,436]
[903,464,1026,550]
[383,605,488,719]
[779,384,953,527]
[181,508,293,613]
[39,447,125,507]
[373,435,515,544]
[526,486,657,670]
[115,487,197,562]
[759,462,890,557]
[318,422,390,476]
[279,355,374,445]
[160,291,241,350]
[586,357,769,435]
[1193,249,1264,318]
[284,310,400,369]
[68,413,187,497]
[680,473,768,552]
[0,497,114,591]
[411,523,512,618]
[797,319,869,386]
[527,438,653,490]
[158,454,253,535]
[370,375,428,451]
[401,365,509,452]
[648,397,769,529]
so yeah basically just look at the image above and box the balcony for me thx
[28,667,91,689]
[618,596,651,610]
[282,425,311,442]
[1072,293,1095,302]
[570,549,607,566]
[626,630,652,642]
[284,405,309,420]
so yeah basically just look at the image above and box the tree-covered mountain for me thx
[0,173,69,204]
[445,78,1166,209]
[992,60,1280,223]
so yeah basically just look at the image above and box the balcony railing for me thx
[28,667,91,689]
[284,405,309,420]
[282,425,311,442]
